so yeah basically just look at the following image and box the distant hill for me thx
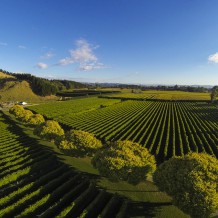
[0,69,87,102]
[0,79,48,102]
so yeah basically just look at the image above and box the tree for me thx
[9,105,25,117]
[211,86,218,102]
[28,114,45,126]
[92,140,156,184]
[9,106,34,122]
[153,153,218,218]
[34,120,64,141]
[57,129,102,156]
[20,110,33,122]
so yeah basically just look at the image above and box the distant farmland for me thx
[100,90,211,101]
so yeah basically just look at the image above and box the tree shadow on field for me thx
[106,189,159,193]
[127,201,172,218]
[57,148,94,158]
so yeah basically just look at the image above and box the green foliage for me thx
[153,152,218,218]
[0,111,131,218]
[0,167,31,188]
[16,194,50,217]
[10,105,45,126]
[30,100,218,162]
[34,120,64,141]
[101,90,210,101]
[10,72,87,96]
[9,106,34,123]
[9,105,34,122]
[29,97,120,118]
[58,130,103,156]
[9,105,25,117]
[211,86,218,102]
[19,110,33,122]
[28,114,45,126]
[92,140,156,184]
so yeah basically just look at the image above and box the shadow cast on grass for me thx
[127,201,172,218]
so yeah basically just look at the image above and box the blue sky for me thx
[1,0,218,85]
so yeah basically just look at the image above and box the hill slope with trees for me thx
[0,69,87,102]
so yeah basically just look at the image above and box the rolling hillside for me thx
[0,71,58,102]
[0,71,15,79]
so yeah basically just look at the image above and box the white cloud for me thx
[18,45,27,49]
[36,62,48,69]
[79,63,107,71]
[59,39,106,71]
[41,51,55,59]
[208,52,218,63]
[0,42,7,46]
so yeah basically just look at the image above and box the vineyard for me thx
[0,111,128,217]
[100,90,210,101]
[30,99,218,162]
[29,97,120,118]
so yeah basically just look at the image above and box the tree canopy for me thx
[211,86,218,102]
[19,110,33,122]
[57,129,102,156]
[10,72,87,96]
[9,105,25,117]
[92,140,156,184]
[34,120,64,141]
[28,114,45,126]
[153,152,218,218]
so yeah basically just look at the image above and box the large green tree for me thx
[57,129,102,156]
[153,153,218,218]
[211,86,218,102]
[34,120,64,141]
[9,105,25,117]
[92,140,156,184]
[19,110,33,122]
[28,114,45,126]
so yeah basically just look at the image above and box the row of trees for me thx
[9,105,218,218]
[9,105,103,155]
[96,83,209,93]
[9,105,45,126]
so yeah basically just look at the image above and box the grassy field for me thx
[3,111,189,218]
